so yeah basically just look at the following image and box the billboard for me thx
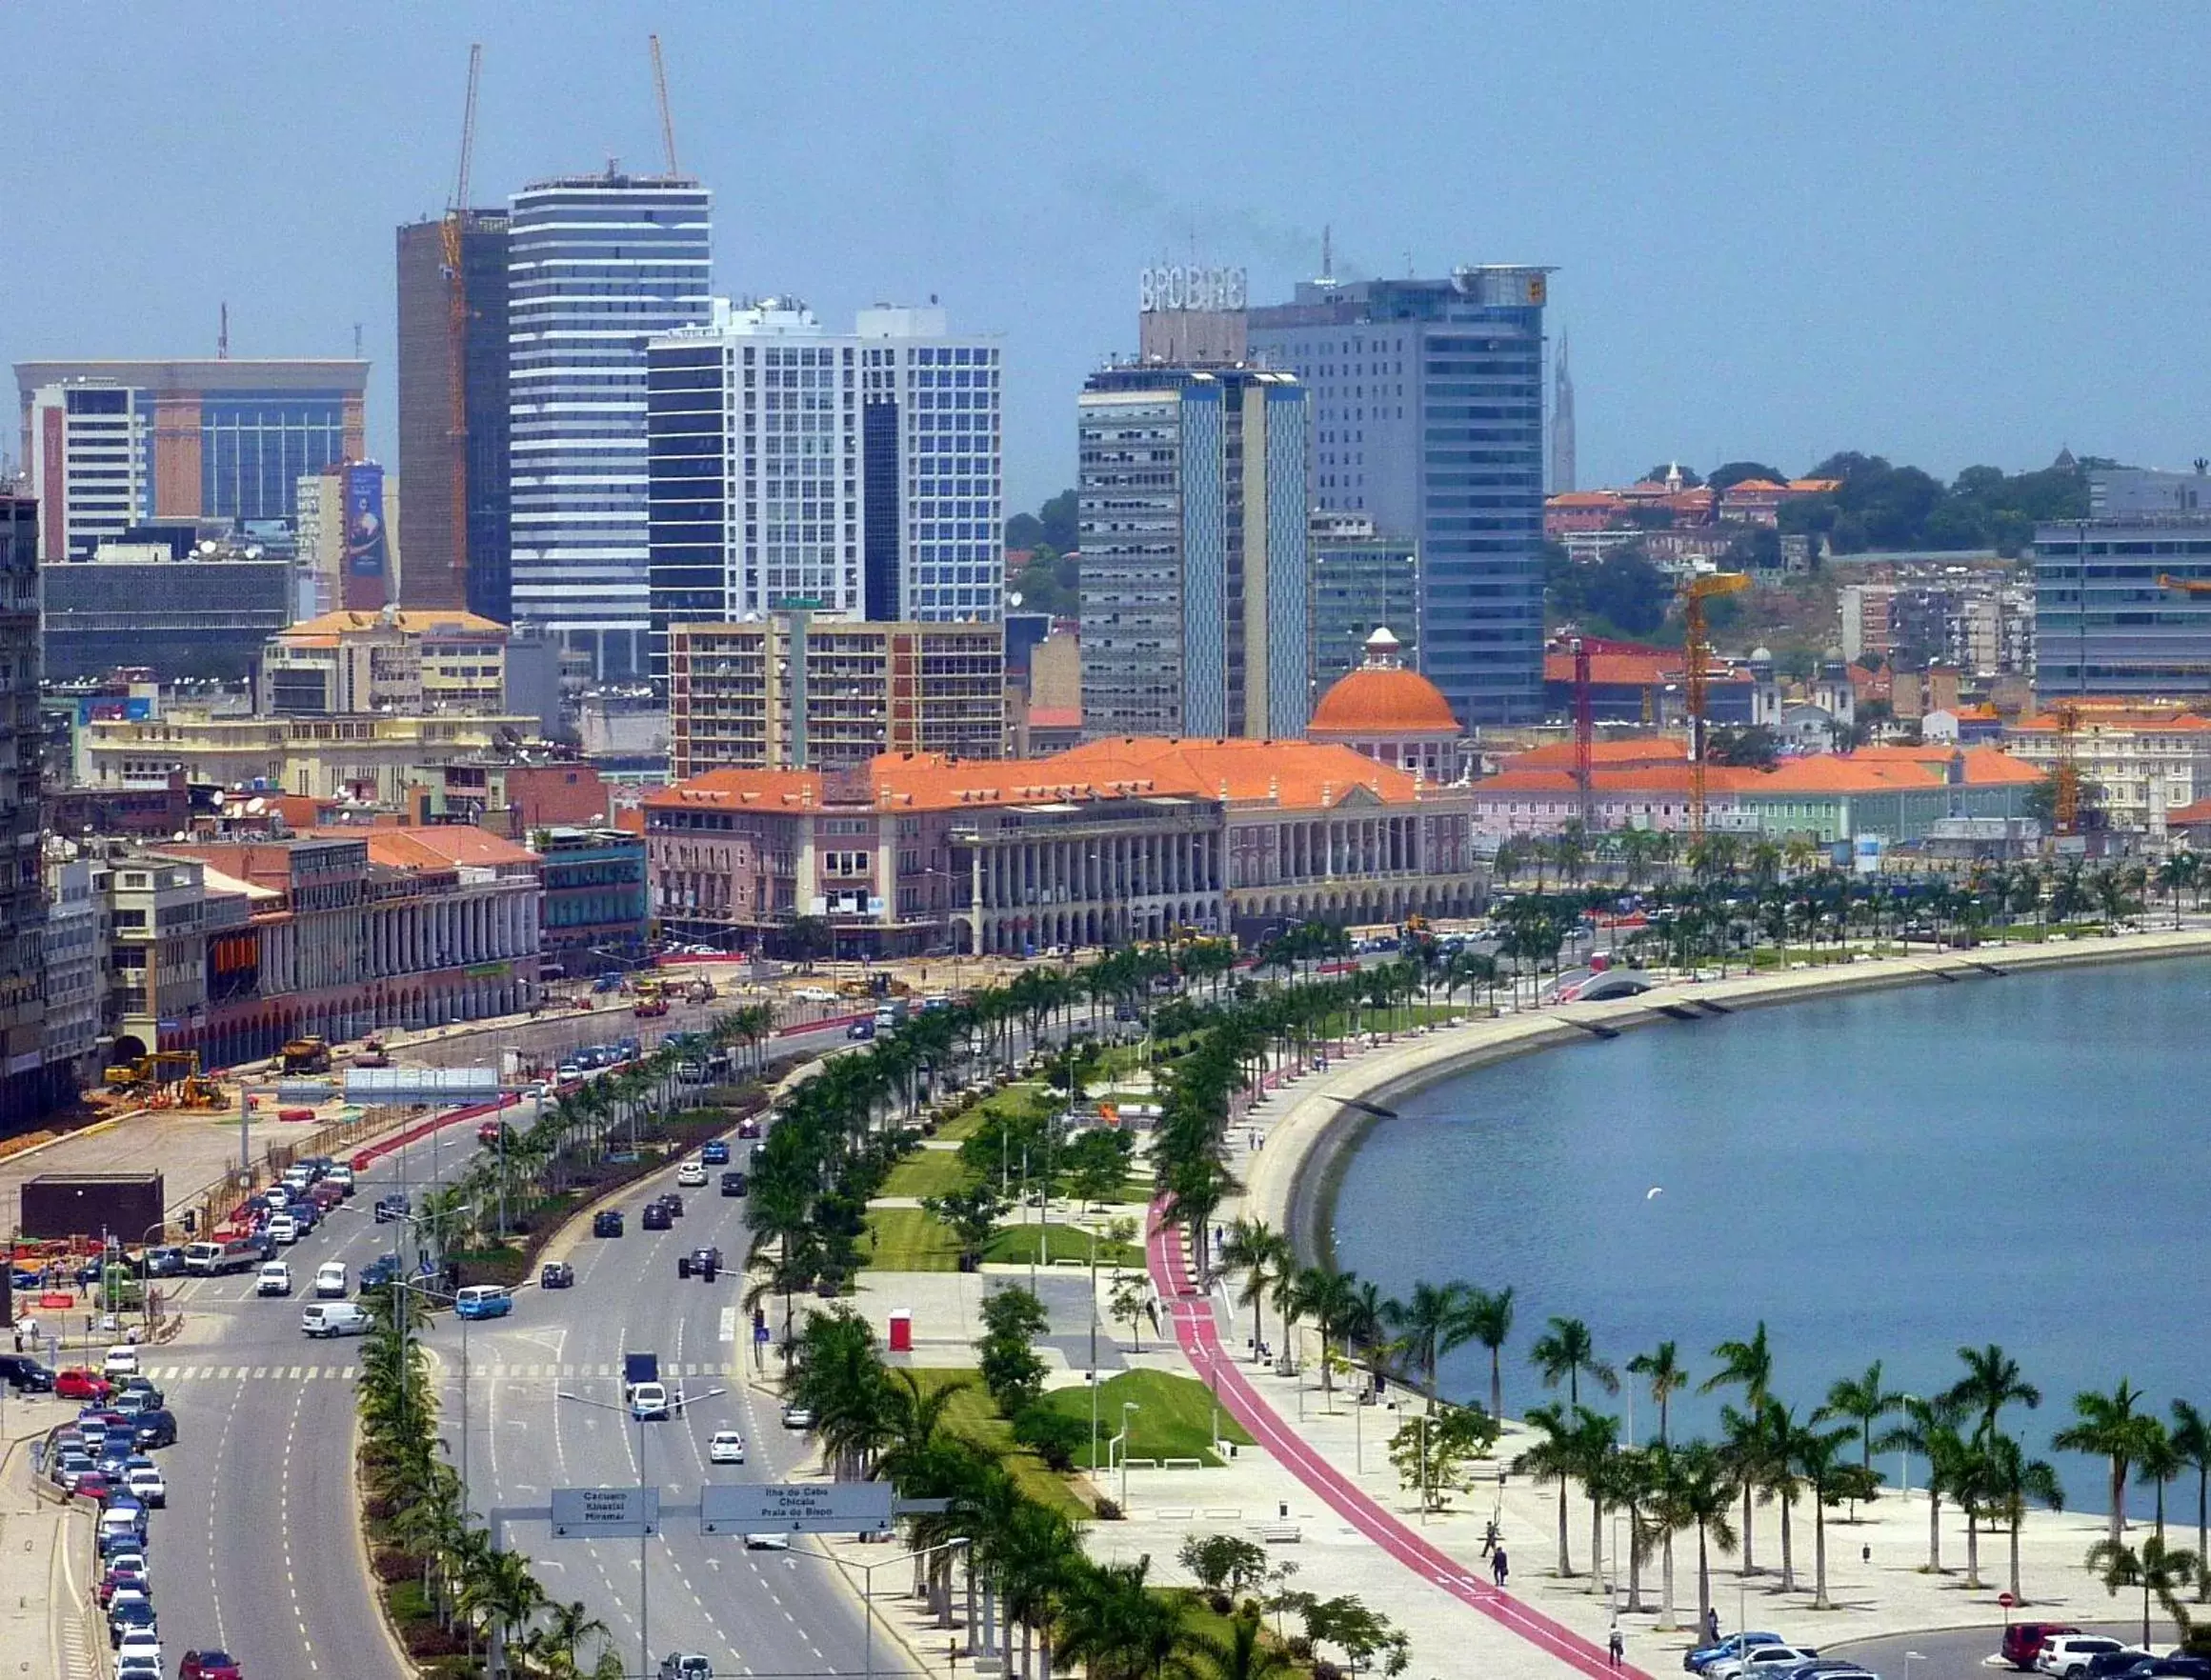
[341,461,389,609]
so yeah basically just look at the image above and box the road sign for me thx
[1998,1591,2016,1610]
[551,1486,660,1538]
[699,1482,893,1536]
[754,1323,771,1345]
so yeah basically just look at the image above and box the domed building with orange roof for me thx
[1306,628,1469,783]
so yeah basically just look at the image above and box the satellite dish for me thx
[1007,591,1023,608]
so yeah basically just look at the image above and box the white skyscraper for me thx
[24,381,150,561]
[508,170,712,678]
[645,300,1002,681]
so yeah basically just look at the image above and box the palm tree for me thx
[1794,1419,1880,1609]
[530,1598,612,1678]
[1218,1219,1292,1364]
[1530,1315,1618,1410]
[1056,1555,1191,1679]
[1628,1341,1692,1446]
[1515,1401,1588,1578]
[1980,1431,2064,1605]
[1945,1343,2041,1440]
[1819,1360,1903,1481]
[1702,1323,1775,1573]
[2137,1419,2183,1544]
[1176,1610,1293,1680]
[2055,1380,2151,1552]
[1879,1392,1969,1573]
[1454,1286,1516,1420]
[1384,1280,1467,1411]
[1664,1440,1740,1636]
[1759,1403,1810,1592]
[2086,1534,2202,1650]
[2171,1400,2211,1603]
[1295,1265,1361,1399]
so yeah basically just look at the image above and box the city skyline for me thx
[6,6,2209,517]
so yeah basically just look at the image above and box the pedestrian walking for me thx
[1491,1544,1509,1589]
[1608,1626,1624,1670]
[1704,1606,1720,1644]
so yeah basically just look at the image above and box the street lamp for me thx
[1119,1400,1142,1510]
[799,1535,972,1680]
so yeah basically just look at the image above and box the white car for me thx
[793,986,836,1003]
[115,1630,161,1670]
[268,1214,299,1246]
[257,1261,293,1297]
[2039,1639,2132,1680]
[1710,1648,1820,1680]
[123,1465,166,1508]
[744,1530,791,1550]
[314,1261,349,1298]
[102,1345,139,1377]
[676,1162,708,1188]
[708,1430,746,1464]
[324,1164,355,1194]
[629,1382,671,1421]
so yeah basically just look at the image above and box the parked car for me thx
[1709,1648,1820,1680]
[97,1563,151,1607]
[55,1369,112,1403]
[540,1262,575,1290]
[122,1465,166,1508]
[0,1354,55,1391]
[2041,1640,2133,1680]
[181,1654,245,1680]
[114,1628,162,1670]
[266,1215,298,1247]
[2006,1629,2083,1672]
[593,1210,625,1238]
[130,1410,178,1450]
[2084,1654,2158,1680]
[139,1247,187,1277]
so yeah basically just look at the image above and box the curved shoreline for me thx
[1249,928,2211,1272]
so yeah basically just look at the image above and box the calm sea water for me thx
[1324,955,2211,1514]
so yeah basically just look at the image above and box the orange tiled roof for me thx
[2167,799,2211,826]
[642,768,824,810]
[2012,708,2211,733]
[1541,650,1752,688]
[1503,738,1690,772]
[283,609,508,638]
[1479,764,1754,796]
[1544,491,1628,510]
[345,826,541,870]
[1027,707,1082,730]
[1481,745,2038,799]
[1787,478,1842,494]
[1722,478,1789,495]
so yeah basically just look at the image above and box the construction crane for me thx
[1570,635,1595,830]
[441,45,482,611]
[650,33,679,174]
[2052,699,2082,838]
[1682,571,1752,841]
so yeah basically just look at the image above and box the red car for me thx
[736,1119,762,1139]
[54,1369,111,1402]
[97,1565,149,1607]
[183,1653,245,1680]
[477,1120,509,1146]
[70,1470,111,1502]
[2002,1625,2080,1671]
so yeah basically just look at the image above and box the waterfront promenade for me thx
[1143,928,2211,1677]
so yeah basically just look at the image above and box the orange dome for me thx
[1309,666,1461,736]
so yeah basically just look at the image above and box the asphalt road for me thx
[439,1030,915,1679]
[1831,1621,2189,1680]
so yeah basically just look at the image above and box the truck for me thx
[621,1350,660,1400]
[632,980,670,1019]
[182,1233,271,1276]
[19,1172,164,1244]
[280,1037,332,1075]
[873,995,910,1031]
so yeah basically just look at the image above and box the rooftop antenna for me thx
[649,33,679,173]
[352,322,363,359]
[1321,225,1333,281]
[217,302,229,359]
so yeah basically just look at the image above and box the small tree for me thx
[1303,1595,1412,1677]
[922,1184,1005,1270]
[975,1283,1050,1415]
[1064,1127,1135,1210]
[1178,1532,1271,1598]
[1387,1403,1502,1512]
[1109,1271,1150,1353]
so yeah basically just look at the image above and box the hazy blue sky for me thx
[6,4,2207,514]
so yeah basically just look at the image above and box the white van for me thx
[300,1302,371,1338]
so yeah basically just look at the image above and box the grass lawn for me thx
[1162,1590,1312,1673]
[859,1206,961,1271]
[878,1148,977,1199]
[981,1221,1143,1269]
[907,1369,1090,1518]
[934,1080,1050,1143]
[1038,1369,1252,1469]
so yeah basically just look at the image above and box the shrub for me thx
[1011,1405,1086,1472]
[1091,1495,1122,1520]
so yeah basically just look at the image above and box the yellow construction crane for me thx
[441,45,482,609]
[1682,570,1752,841]
[650,34,679,174]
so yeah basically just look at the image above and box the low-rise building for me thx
[42,545,293,682]
[668,614,1006,777]
[84,708,542,803]
[2004,706,2211,831]
[531,827,649,974]
[260,607,512,716]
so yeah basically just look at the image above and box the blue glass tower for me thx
[1246,268,1551,727]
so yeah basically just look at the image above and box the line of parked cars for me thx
[1682,1632,1876,1680]
[2006,1626,2211,1680]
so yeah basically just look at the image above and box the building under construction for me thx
[395,209,510,620]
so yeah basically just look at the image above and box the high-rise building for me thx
[1308,512,1420,697]
[17,359,367,558]
[645,299,1002,683]
[1245,267,1553,727]
[1550,329,1576,494]
[0,494,56,1126]
[1076,363,1309,740]
[508,170,712,679]
[668,612,1005,775]
[395,210,512,619]
[21,381,150,561]
[2036,478,2211,699]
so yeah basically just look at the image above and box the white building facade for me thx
[508,170,713,679]
[26,381,150,562]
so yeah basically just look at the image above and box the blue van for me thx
[454,1286,513,1321]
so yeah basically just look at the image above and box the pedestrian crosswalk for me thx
[139,1359,746,1384]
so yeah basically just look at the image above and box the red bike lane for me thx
[1147,1207,1646,1680]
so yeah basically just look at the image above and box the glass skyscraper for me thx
[1246,268,1552,727]
[508,171,712,678]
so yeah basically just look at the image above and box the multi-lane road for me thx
[137,1012,898,1679]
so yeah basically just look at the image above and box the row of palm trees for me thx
[1199,1234,2211,1635]
[357,1286,617,1678]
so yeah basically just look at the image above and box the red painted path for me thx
[1148,1207,1649,1680]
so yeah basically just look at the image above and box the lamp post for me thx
[1119,1400,1141,1510]
[801,1536,972,1680]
